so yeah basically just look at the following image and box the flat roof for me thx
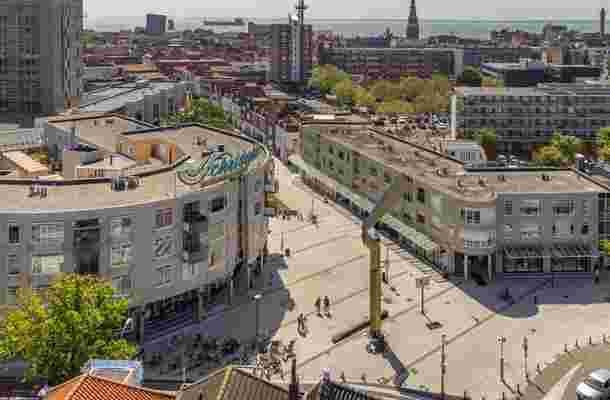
[79,81,181,114]
[3,151,48,173]
[0,118,268,211]
[457,82,610,96]
[313,127,605,202]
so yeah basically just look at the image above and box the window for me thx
[254,202,262,215]
[8,224,19,244]
[111,242,132,268]
[504,200,513,216]
[582,223,590,235]
[417,188,425,203]
[328,146,334,155]
[7,254,19,275]
[153,232,175,260]
[520,200,541,216]
[504,224,513,238]
[155,208,173,228]
[110,216,133,238]
[384,173,392,184]
[403,192,412,202]
[552,220,573,238]
[112,276,131,295]
[153,103,160,120]
[369,167,378,176]
[552,200,575,216]
[31,255,63,275]
[6,287,17,305]
[157,265,173,287]
[338,151,345,160]
[463,209,481,225]
[406,176,413,184]
[254,180,262,192]
[583,200,591,217]
[416,212,425,224]
[210,196,226,213]
[31,223,64,248]
[520,224,542,240]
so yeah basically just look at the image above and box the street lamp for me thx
[498,336,507,383]
[441,334,447,400]
[253,294,263,342]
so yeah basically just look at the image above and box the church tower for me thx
[406,0,420,40]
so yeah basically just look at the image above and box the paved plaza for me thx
[147,158,610,400]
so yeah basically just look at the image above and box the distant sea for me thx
[87,17,609,40]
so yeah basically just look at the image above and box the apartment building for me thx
[270,22,313,83]
[454,83,610,156]
[0,113,275,343]
[318,47,464,81]
[145,14,167,36]
[291,121,606,281]
[0,0,83,125]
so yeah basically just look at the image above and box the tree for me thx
[376,100,415,115]
[399,76,426,101]
[458,67,483,87]
[161,97,229,129]
[598,127,610,147]
[550,133,581,164]
[353,86,376,108]
[0,274,136,385]
[482,76,504,88]
[369,80,401,102]
[308,65,350,94]
[334,79,356,107]
[534,145,563,166]
[430,74,451,96]
[475,128,497,160]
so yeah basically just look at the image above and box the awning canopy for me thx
[504,246,546,259]
[550,245,597,258]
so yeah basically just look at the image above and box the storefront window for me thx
[32,254,63,275]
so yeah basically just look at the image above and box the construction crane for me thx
[361,178,404,353]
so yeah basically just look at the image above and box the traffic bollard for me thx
[565,343,568,352]
[517,384,521,394]
[576,339,579,348]
[589,336,593,345]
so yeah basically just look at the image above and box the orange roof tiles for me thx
[47,374,175,400]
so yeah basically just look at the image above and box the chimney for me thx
[289,358,299,400]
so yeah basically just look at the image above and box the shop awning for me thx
[381,214,439,253]
[550,245,598,258]
[504,246,547,259]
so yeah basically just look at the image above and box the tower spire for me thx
[406,0,420,40]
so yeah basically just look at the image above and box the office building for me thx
[0,113,275,343]
[463,47,540,68]
[290,120,606,281]
[168,19,175,31]
[0,0,83,126]
[146,14,167,36]
[406,0,420,40]
[481,60,546,87]
[318,47,464,80]
[270,0,313,83]
[454,83,610,156]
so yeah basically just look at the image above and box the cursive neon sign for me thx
[177,149,259,186]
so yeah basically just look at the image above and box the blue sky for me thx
[86,0,608,20]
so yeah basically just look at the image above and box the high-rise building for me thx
[406,0,420,40]
[270,0,312,83]
[601,8,606,37]
[145,13,167,36]
[168,19,175,31]
[0,0,83,126]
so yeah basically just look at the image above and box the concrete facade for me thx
[0,0,83,125]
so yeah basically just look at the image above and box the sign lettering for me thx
[177,149,259,186]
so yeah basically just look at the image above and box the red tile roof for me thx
[47,374,176,400]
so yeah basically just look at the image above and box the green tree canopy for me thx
[369,80,402,102]
[598,127,610,147]
[376,100,415,115]
[550,133,581,163]
[161,97,229,129]
[399,76,426,101]
[476,128,497,146]
[0,274,136,385]
[308,65,350,94]
[353,86,376,108]
[458,67,483,87]
[534,144,563,166]
[334,79,356,107]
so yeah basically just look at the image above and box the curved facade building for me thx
[0,113,273,341]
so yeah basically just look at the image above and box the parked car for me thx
[577,369,610,400]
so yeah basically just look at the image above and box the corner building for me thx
[0,113,274,343]
[292,122,607,282]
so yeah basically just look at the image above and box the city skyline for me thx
[84,0,610,20]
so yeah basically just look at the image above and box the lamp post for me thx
[385,245,390,284]
[498,336,507,382]
[441,334,447,400]
[523,336,529,381]
[254,294,263,342]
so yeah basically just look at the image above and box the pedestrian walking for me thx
[323,296,331,316]
[315,297,321,316]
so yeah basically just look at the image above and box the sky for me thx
[85,0,609,20]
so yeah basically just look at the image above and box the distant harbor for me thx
[89,17,610,39]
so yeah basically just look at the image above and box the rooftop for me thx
[79,81,182,114]
[0,115,267,212]
[47,374,174,400]
[457,82,610,96]
[316,128,606,201]
[3,151,48,174]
